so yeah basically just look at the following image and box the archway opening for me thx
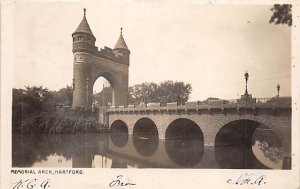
[214,119,283,169]
[132,118,159,157]
[165,118,204,167]
[110,120,128,147]
[92,77,113,107]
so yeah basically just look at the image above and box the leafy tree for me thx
[158,81,192,104]
[12,85,73,120]
[55,85,73,106]
[269,4,292,26]
[24,85,51,111]
[205,97,220,101]
[128,82,159,105]
[12,86,53,129]
[128,81,192,105]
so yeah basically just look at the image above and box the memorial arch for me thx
[71,9,130,109]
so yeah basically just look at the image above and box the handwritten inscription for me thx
[12,179,51,189]
[109,175,136,187]
[227,173,267,186]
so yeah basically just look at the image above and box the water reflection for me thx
[111,120,128,147]
[252,128,283,169]
[111,159,127,168]
[32,153,71,167]
[133,135,158,157]
[165,139,204,167]
[214,120,283,169]
[12,133,103,168]
[132,118,159,156]
[165,119,204,167]
[110,132,128,147]
[12,129,286,169]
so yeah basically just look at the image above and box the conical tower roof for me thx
[114,28,129,50]
[73,9,94,37]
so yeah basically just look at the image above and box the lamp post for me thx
[244,71,249,96]
[277,84,280,97]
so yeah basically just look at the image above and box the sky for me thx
[11,1,291,101]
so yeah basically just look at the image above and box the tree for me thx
[128,81,192,105]
[128,82,159,105]
[12,85,73,115]
[12,86,53,129]
[55,85,73,106]
[269,4,292,26]
[24,85,51,111]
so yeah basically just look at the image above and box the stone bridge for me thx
[104,97,291,160]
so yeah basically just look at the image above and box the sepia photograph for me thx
[1,0,299,188]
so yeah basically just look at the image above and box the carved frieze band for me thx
[74,54,91,63]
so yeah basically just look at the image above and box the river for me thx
[12,130,284,169]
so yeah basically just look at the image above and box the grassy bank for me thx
[13,109,108,134]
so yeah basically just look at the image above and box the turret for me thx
[113,28,130,65]
[72,8,97,54]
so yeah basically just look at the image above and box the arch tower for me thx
[72,9,130,109]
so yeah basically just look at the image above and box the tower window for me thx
[87,37,92,43]
[78,36,83,41]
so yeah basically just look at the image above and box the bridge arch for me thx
[133,117,159,136]
[214,119,283,169]
[110,120,129,147]
[165,118,204,140]
[111,120,128,133]
[132,117,159,157]
[165,118,204,167]
[215,115,285,150]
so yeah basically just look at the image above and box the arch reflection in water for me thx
[110,120,129,147]
[132,118,159,157]
[165,118,204,167]
[214,120,280,169]
[252,127,283,169]
[111,159,128,168]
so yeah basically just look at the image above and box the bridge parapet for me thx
[106,97,291,113]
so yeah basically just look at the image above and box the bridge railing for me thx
[106,96,291,112]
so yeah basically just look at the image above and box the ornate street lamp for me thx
[277,83,280,97]
[244,71,249,95]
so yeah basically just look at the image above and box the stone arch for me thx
[165,118,204,167]
[165,118,204,140]
[111,120,128,133]
[215,115,282,143]
[214,118,283,169]
[133,117,159,136]
[92,73,114,87]
[91,71,118,106]
[110,120,128,147]
[132,117,159,157]
[72,11,130,109]
[72,56,129,109]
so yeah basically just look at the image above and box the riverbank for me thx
[12,109,108,134]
